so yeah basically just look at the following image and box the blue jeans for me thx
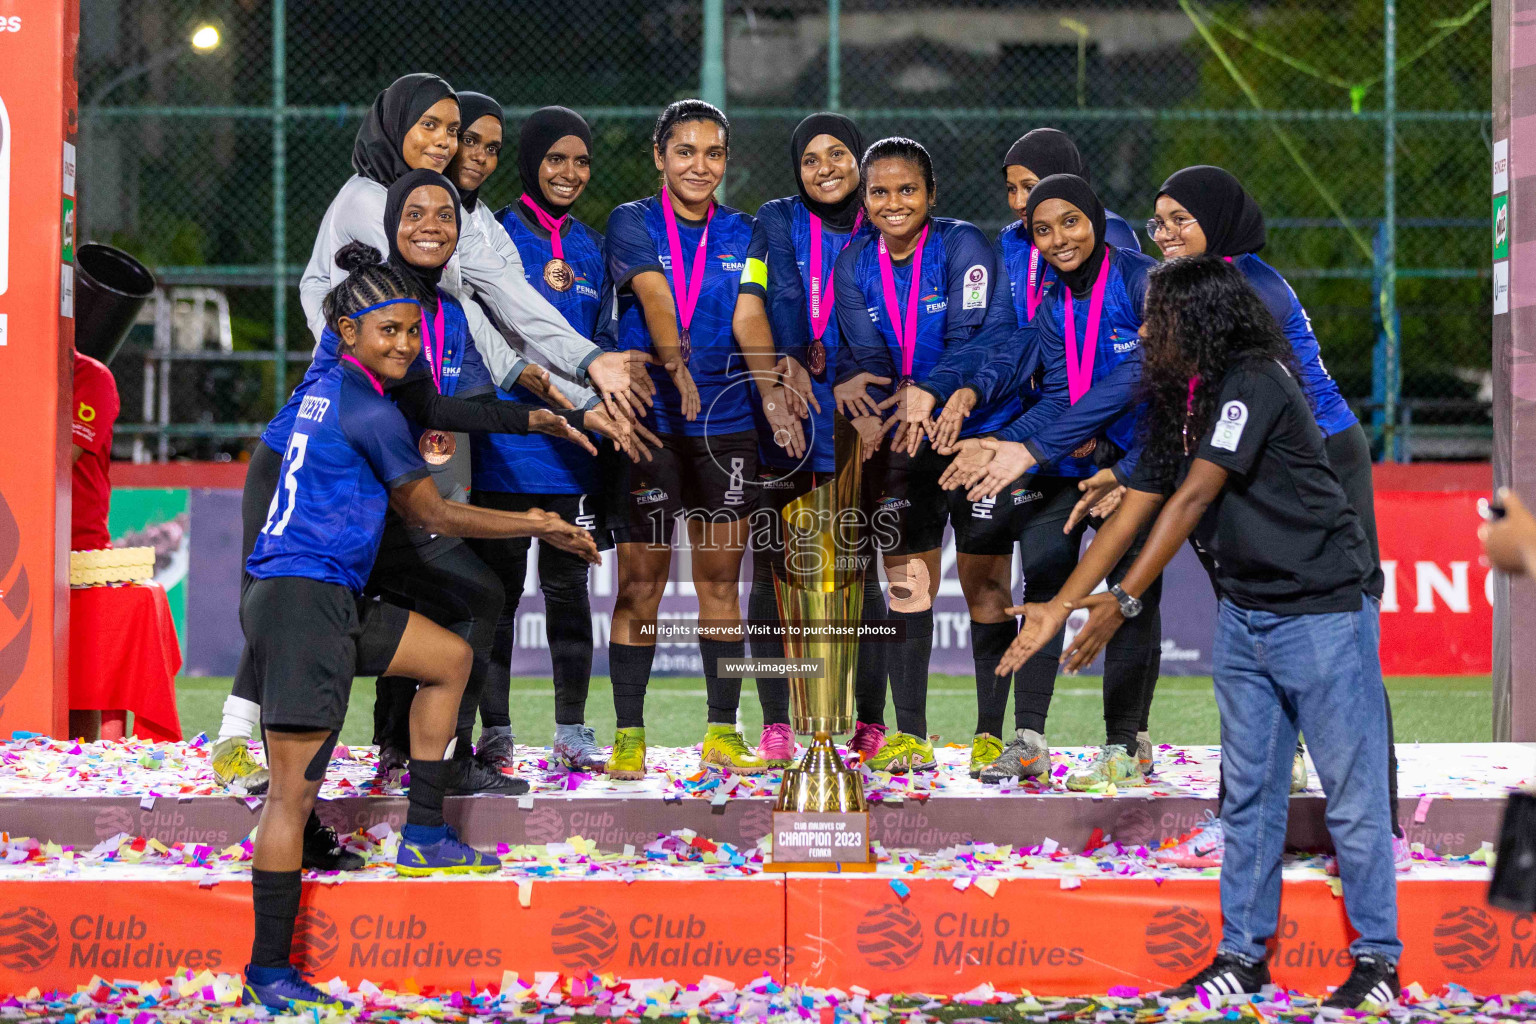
[1212,596,1401,963]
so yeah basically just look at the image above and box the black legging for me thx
[999,478,1164,751]
[367,536,505,755]
[979,476,1080,738]
[234,439,504,756]
[468,493,596,729]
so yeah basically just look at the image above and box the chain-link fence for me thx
[78,0,1492,462]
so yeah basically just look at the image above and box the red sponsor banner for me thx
[786,875,1536,996]
[0,0,78,736]
[2,875,1531,995]
[1376,490,1491,675]
[0,877,789,992]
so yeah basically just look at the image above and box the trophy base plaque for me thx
[765,732,874,871]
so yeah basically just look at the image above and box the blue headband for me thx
[344,297,421,321]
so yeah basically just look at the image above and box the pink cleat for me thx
[848,721,888,762]
[1153,810,1225,868]
[757,723,796,768]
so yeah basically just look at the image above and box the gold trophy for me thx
[767,414,873,869]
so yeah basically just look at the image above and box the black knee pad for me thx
[305,730,340,782]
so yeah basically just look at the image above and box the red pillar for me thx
[0,0,79,737]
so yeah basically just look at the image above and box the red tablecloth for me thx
[68,583,183,741]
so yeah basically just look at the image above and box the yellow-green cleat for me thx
[1065,745,1145,792]
[606,726,647,780]
[968,733,1004,778]
[211,736,269,795]
[864,732,937,774]
[700,724,769,775]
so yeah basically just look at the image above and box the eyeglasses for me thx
[1146,215,1199,240]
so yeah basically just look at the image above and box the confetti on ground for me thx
[0,972,1531,1023]
[3,735,1530,807]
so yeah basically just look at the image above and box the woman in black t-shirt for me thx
[996,256,1400,1011]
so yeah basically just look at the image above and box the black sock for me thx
[971,619,1016,738]
[700,637,745,725]
[854,575,888,724]
[887,608,933,737]
[748,578,790,726]
[479,595,520,731]
[1012,629,1064,735]
[1384,686,1402,837]
[1103,587,1160,752]
[451,654,493,759]
[372,677,416,750]
[1136,605,1162,734]
[609,642,655,729]
[547,592,594,726]
[405,757,452,828]
[250,868,303,969]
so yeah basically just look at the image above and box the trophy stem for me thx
[775,731,867,813]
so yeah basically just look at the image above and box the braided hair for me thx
[320,241,419,332]
[652,99,730,153]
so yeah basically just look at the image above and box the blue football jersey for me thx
[833,216,1022,438]
[605,195,768,437]
[247,361,430,592]
[1233,253,1357,438]
[983,246,1157,478]
[470,205,613,494]
[756,196,870,472]
[261,291,490,454]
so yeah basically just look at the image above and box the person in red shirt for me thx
[69,349,124,740]
[71,349,120,551]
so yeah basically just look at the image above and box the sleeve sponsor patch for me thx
[1210,400,1248,452]
[962,264,988,310]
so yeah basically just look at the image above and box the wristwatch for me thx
[1109,584,1142,619]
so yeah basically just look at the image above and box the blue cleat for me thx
[395,825,500,877]
[242,965,352,1012]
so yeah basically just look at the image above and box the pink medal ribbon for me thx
[1063,250,1111,405]
[660,185,714,363]
[1026,245,1048,319]
[876,223,930,387]
[340,353,385,396]
[419,294,447,393]
[806,209,862,376]
[520,193,569,259]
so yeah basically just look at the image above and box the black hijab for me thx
[353,73,457,185]
[790,112,865,230]
[385,168,461,301]
[1025,174,1107,298]
[518,106,593,218]
[1158,165,1267,257]
[453,91,505,213]
[1004,128,1089,183]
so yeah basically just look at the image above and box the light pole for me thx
[84,23,221,110]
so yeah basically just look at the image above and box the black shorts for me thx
[470,489,615,552]
[610,430,759,545]
[865,444,953,556]
[237,576,410,732]
[946,480,1018,557]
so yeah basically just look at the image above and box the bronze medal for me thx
[1070,438,1098,459]
[897,375,916,390]
[543,258,574,292]
[678,328,691,364]
[807,339,827,376]
[419,430,456,466]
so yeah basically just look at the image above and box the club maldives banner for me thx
[154,479,1490,680]
[0,874,1531,995]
